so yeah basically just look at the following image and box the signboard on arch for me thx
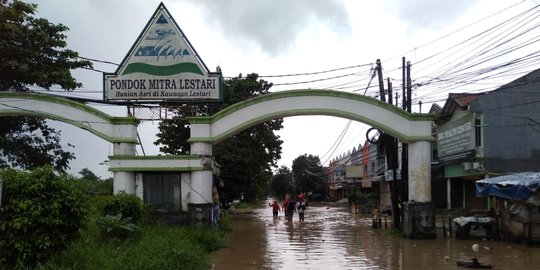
[104,3,222,103]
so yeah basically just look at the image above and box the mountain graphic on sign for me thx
[123,62,203,76]
[118,5,206,77]
[156,15,168,24]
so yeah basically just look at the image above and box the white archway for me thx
[188,89,436,206]
[1,90,436,228]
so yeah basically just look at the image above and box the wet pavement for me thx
[212,199,540,270]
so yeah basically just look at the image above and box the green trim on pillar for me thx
[109,166,204,172]
[108,155,200,160]
[187,137,214,143]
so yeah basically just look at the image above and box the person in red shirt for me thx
[269,200,281,218]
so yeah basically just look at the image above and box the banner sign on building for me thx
[104,3,222,103]
[345,166,364,178]
[436,115,475,161]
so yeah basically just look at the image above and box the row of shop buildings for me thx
[327,68,540,243]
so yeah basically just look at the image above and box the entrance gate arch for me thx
[188,89,436,224]
[1,90,436,229]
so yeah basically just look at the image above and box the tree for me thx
[79,167,101,181]
[78,167,114,195]
[291,154,325,195]
[269,166,294,198]
[0,167,88,268]
[154,105,199,155]
[155,73,283,202]
[0,0,92,171]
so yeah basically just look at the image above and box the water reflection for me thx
[212,200,540,270]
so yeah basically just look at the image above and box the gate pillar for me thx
[404,140,435,238]
[408,140,431,202]
[112,142,136,194]
[189,141,214,227]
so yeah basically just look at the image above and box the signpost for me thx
[437,115,475,162]
[104,3,222,103]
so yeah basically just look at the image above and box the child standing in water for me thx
[296,194,307,222]
[269,200,281,218]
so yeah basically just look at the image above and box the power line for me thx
[78,56,120,66]
[257,63,373,78]
[272,72,360,86]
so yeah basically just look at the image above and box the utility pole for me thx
[401,60,413,206]
[400,57,409,227]
[376,59,385,102]
[376,59,400,230]
[407,61,412,112]
[402,57,406,110]
[387,78,393,105]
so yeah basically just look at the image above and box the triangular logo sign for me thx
[104,3,222,102]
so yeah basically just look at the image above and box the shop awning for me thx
[475,172,540,200]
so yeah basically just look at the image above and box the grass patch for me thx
[233,202,251,209]
[37,214,228,269]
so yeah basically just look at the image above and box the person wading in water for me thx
[286,198,297,222]
[269,200,281,219]
[282,197,290,218]
[296,194,307,222]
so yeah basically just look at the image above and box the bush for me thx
[186,228,226,253]
[96,213,140,242]
[0,167,88,268]
[97,193,147,224]
[40,224,215,270]
[95,178,113,195]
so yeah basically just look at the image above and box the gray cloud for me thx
[385,0,478,30]
[183,0,351,56]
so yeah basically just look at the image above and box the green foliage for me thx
[0,0,92,91]
[269,166,295,198]
[215,74,283,203]
[185,227,226,253]
[0,0,92,172]
[233,202,250,209]
[94,178,113,195]
[96,213,139,242]
[78,168,113,195]
[0,116,76,172]
[217,213,233,234]
[41,223,220,270]
[97,193,147,224]
[79,168,101,181]
[155,112,192,155]
[0,167,88,268]
[292,154,325,194]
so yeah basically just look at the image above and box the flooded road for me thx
[212,200,540,269]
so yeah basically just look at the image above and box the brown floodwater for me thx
[212,199,540,270]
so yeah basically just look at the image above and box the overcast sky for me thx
[27,0,539,178]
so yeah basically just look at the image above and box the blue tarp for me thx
[475,172,540,200]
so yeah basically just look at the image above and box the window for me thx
[431,142,438,161]
[475,117,482,147]
[143,173,181,211]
